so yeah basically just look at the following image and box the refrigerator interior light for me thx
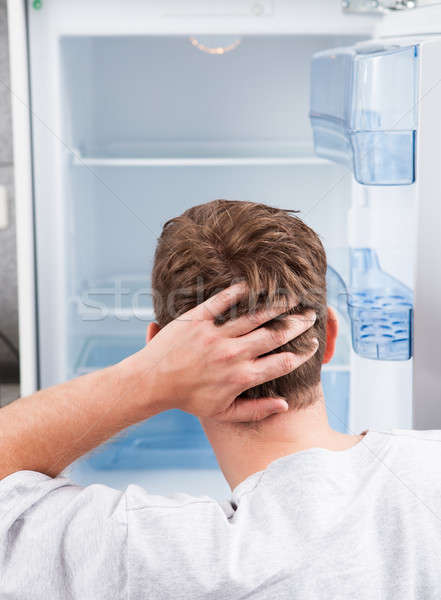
[189,35,242,55]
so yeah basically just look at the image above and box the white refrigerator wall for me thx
[411,37,441,428]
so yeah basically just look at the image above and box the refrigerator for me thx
[7,0,441,499]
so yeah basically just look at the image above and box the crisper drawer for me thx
[73,335,218,470]
[85,370,350,471]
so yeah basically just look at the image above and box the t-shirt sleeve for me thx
[0,470,128,600]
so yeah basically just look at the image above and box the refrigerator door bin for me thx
[327,264,349,318]
[310,42,418,185]
[325,264,351,367]
[347,248,413,360]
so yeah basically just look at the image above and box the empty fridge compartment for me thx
[310,41,418,185]
[61,34,364,166]
[74,335,217,469]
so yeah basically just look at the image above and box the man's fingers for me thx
[251,344,319,388]
[240,311,316,358]
[219,397,289,423]
[222,296,298,337]
[188,282,248,322]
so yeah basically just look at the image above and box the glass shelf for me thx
[71,140,333,167]
[74,274,154,322]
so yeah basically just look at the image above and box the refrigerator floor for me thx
[66,460,231,501]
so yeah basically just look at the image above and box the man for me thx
[1,199,441,599]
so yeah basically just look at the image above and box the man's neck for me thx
[200,384,362,491]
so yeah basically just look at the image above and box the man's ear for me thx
[146,322,161,344]
[322,306,338,364]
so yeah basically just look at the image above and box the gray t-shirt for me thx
[1,429,441,599]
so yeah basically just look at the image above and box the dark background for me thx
[0,0,20,404]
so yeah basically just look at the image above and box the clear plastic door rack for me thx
[348,248,413,360]
[310,42,418,185]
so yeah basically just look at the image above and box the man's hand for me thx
[122,282,318,423]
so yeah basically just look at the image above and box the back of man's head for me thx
[152,199,327,408]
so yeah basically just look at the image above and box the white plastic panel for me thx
[375,3,441,37]
[7,0,38,394]
[28,0,377,36]
[412,38,441,428]
[161,0,274,18]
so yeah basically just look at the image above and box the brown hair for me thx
[152,199,327,408]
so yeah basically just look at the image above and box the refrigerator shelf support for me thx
[71,145,333,168]
[72,155,332,167]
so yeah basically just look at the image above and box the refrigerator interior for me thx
[29,32,415,497]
